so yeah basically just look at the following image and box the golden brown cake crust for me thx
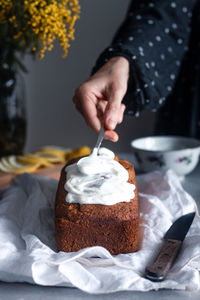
[55,157,139,255]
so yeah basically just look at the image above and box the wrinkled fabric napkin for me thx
[0,170,200,293]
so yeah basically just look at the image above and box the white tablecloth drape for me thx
[0,170,199,293]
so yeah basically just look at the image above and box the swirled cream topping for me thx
[64,147,135,205]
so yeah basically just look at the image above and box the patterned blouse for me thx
[92,0,200,138]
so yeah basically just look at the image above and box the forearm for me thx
[92,0,197,115]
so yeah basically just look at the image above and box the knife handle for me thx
[145,239,182,282]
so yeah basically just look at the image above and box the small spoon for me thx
[92,124,105,155]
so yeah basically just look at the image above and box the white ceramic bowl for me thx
[131,136,200,176]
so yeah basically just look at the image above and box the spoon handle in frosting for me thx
[93,124,105,154]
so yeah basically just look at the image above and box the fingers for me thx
[103,104,125,142]
[96,100,107,122]
[104,83,127,130]
[97,100,126,125]
[73,86,101,133]
[104,130,119,142]
[72,56,129,141]
[118,104,126,124]
[73,87,126,143]
[73,94,121,142]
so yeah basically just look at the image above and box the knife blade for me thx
[145,212,195,282]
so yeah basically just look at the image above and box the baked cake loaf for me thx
[55,156,139,255]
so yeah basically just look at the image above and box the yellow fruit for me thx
[36,146,71,159]
[33,152,65,163]
[40,145,69,152]
[0,146,91,175]
[0,159,14,173]
[66,146,91,161]
[0,156,40,174]
[18,154,53,167]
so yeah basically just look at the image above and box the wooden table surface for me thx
[0,163,64,189]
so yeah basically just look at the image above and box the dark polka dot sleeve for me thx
[92,0,197,116]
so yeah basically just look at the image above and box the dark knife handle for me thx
[145,239,182,282]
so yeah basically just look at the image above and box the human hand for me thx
[72,56,129,142]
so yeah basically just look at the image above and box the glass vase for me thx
[0,63,26,157]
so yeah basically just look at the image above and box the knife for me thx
[145,212,195,282]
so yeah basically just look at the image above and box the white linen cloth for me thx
[0,170,200,293]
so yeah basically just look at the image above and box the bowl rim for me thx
[130,135,200,153]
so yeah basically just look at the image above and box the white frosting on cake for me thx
[64,147,135,205]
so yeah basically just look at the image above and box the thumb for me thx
[104,84,126,130]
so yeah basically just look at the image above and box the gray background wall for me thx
[24,0,156,154]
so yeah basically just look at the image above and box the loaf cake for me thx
[55,153,139,255]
